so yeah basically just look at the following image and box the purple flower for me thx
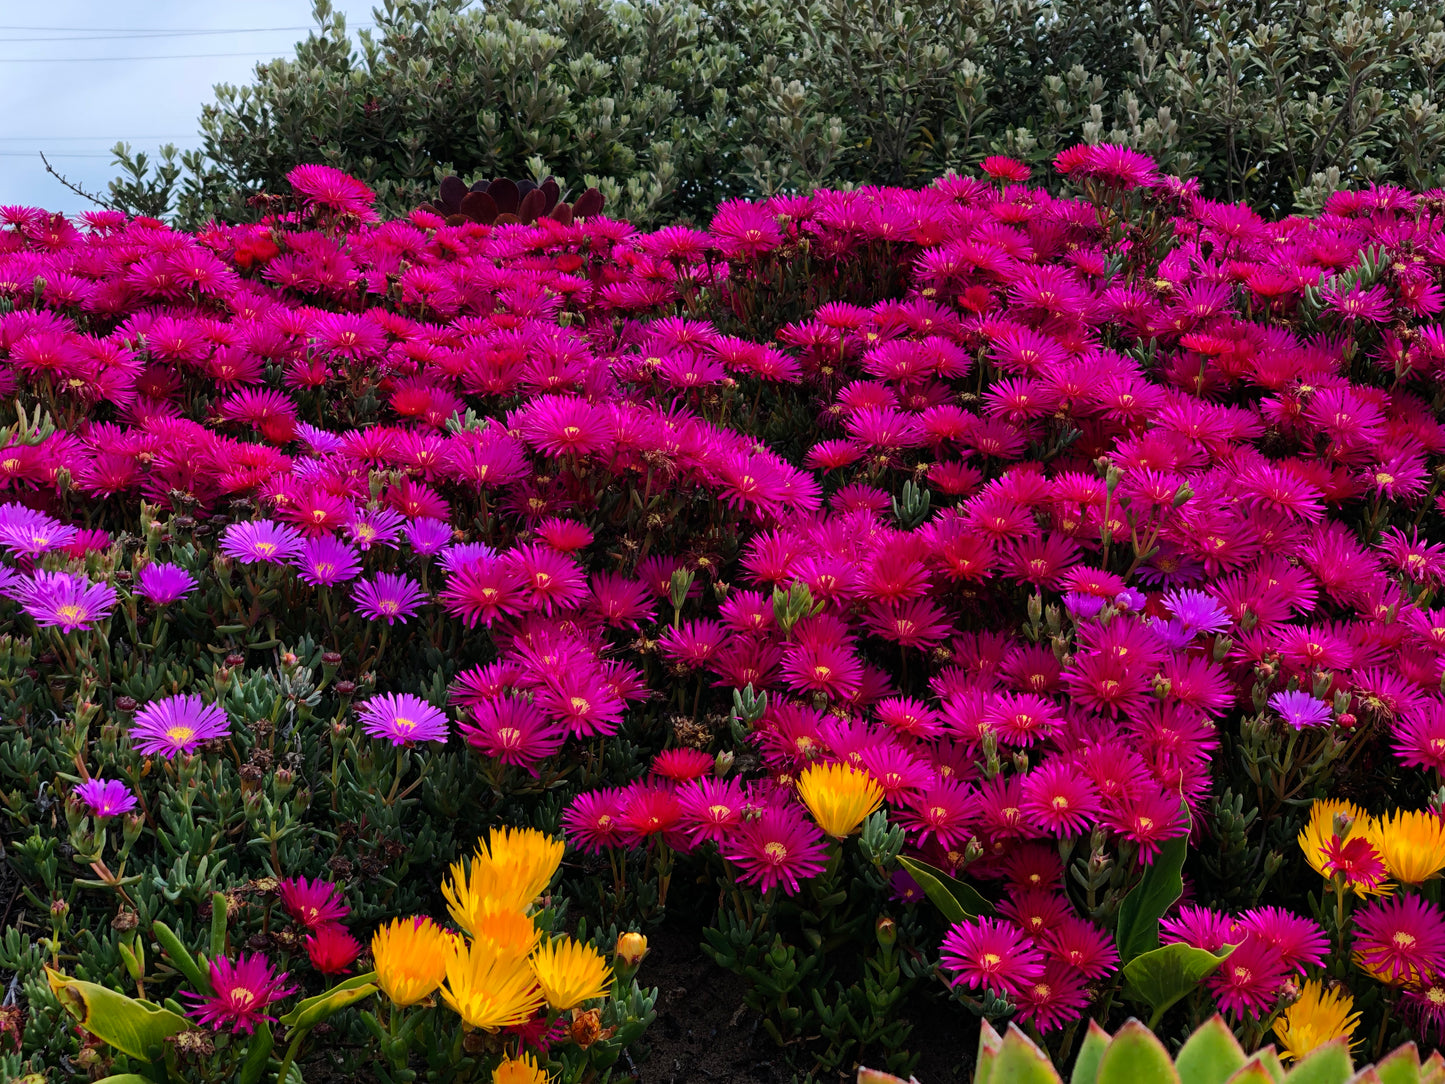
[1161,588,1231,636]
[131,694,231,757]
[403,517,452,558]
[1063,591,1105,619]
[345,507,405,551]
[75,778,138,818]
[293,536,362,587]
[297,423,345,455]
[135,562,197,605]
[352,573,426,625]
[0,504,77,558]
[17,571,118,632]
[1269,689,1333,729]
[220,520,305,565]
[356,693,449,746]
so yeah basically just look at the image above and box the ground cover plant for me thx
[3,146,1445,1082]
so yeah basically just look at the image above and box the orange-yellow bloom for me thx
[1379,809,1445,884]
[1273,979,1361,1061]
[443,826,564,930]
[440,937,544,1030]
[372,916,453,1007]
[797,761,883,839]
[530,936,611,1010]
[493,1052,550,1084]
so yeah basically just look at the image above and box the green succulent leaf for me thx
[1070,1020,1113,1084]
[1370,1043,1421,1084]
[1176,1015,1248,1084]
[1282,1039,1352,1084]
[1114,804,1191,963]
[46,968,193,1063]
[897,855,993,924]
[992,1024,1062,1084]
[1097,1019,1181,1084]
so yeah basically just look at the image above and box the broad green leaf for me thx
[278,971,379,1028]
[1114,803,1191,963]
[47,968,192,1062]
[977,1018,1004,1084]
[1122,942,1234,1029]
[992,1024,1062,1084]
[1098,1019,1181,1084]
[238,1019,274,1084]
[1071,1020,1112,1084]
[1176,1015,1247,1084]
[1370,1044,1420,1084]
[897,856,993,924]
[1282,1039,1351,1084]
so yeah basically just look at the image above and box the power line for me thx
[1,25,376,42]
[0,23,362,33]
[0,136,192,141]
[0,152,115,158]
[0,51,320,62]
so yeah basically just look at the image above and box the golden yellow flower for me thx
[371,916,454,1007]
[1379,809,1445,884]
[443,826,565,930]
[1298,799,1392,896]
[530,936,611,1010]
[1273,979,1361,1062]
[439,937,544,1031]
[493,1052,550,1084]
[471,906,542,963]
[796,761,883,839]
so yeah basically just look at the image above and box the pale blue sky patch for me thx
[0,1,370,213]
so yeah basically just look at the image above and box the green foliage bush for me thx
[111,0,1445,226]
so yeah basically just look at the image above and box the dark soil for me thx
[633,923,975,1084]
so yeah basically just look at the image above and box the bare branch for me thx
[38,151,118,211]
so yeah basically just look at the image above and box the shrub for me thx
[108,0,1445,228]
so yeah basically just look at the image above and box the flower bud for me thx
[114,695,137,713]
[875,915,897,948]
[615,931,649,968]
[714,750,734,778]
[224,653,245,668]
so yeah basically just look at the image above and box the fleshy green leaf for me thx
[1226,1058,1281,1084]
[277,972,379,1029]
[1097,1019,1181,1084]
[237,1019,274,1084]
[977,1018,1004,1084]
[47,968,193,1062]
[992,1024,1062,1084]
[1370,1043,1420,1084]
[1122,942,1234,1029]
[1176,1015,1248,1084]
[151,920,211,995]
[1282,1038,1352,1084]
[1071,1020,1112,1084]
[896,856,993,924]
[1114,803,1191,963]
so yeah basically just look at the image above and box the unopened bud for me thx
[875,915,897,948]
[714,751,734,777]
[616,931,649,968]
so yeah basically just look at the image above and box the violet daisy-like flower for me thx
[277,876,350,931]
[1160,588,1232,637]
[939,917,1046,998]
[346,506,406,552]
[0,505,77,558]
[402,517,452,558]
[722,804,829,895]
[294,536,363,587]
[1353,895,1445,985]
[130,694,231,758]
[356,693,449,747]
[184,953,295,1034]
[17,571,118,632]
[352,572,427,625]
[135,562,198,605]
[220,520,305,565]
[74,778,137,818]
[1269,690,1333,729]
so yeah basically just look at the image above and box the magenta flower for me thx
[16,571,117,632]
[352,573,426,625]
[74,778,137,818]
[940,917,1047,998]
[220,520,304,565]
[561,789,629,853]
[356,693,448,747]
[184,953,295,1034]
[135,562,197,605]
[722,804,829,895]
[287,164,377,218]
[130,695,231,757]
[1354,895,1445,985]
[459,697,565,771]
[277,876,349,931]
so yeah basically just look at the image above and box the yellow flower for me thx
[371,916,454,1007]
[1298,799,1392,896]
[493,1052,550,1084]
[796,762,883,839]
[1273,980,1361,1062]
[471,906,542,964]
[443,827,565,930]
[440,937,544,1031]
[615,931,649,967]
[530,936,611,1010]
[1379,809,1445,884]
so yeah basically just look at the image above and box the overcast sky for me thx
[0,1,373,213]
